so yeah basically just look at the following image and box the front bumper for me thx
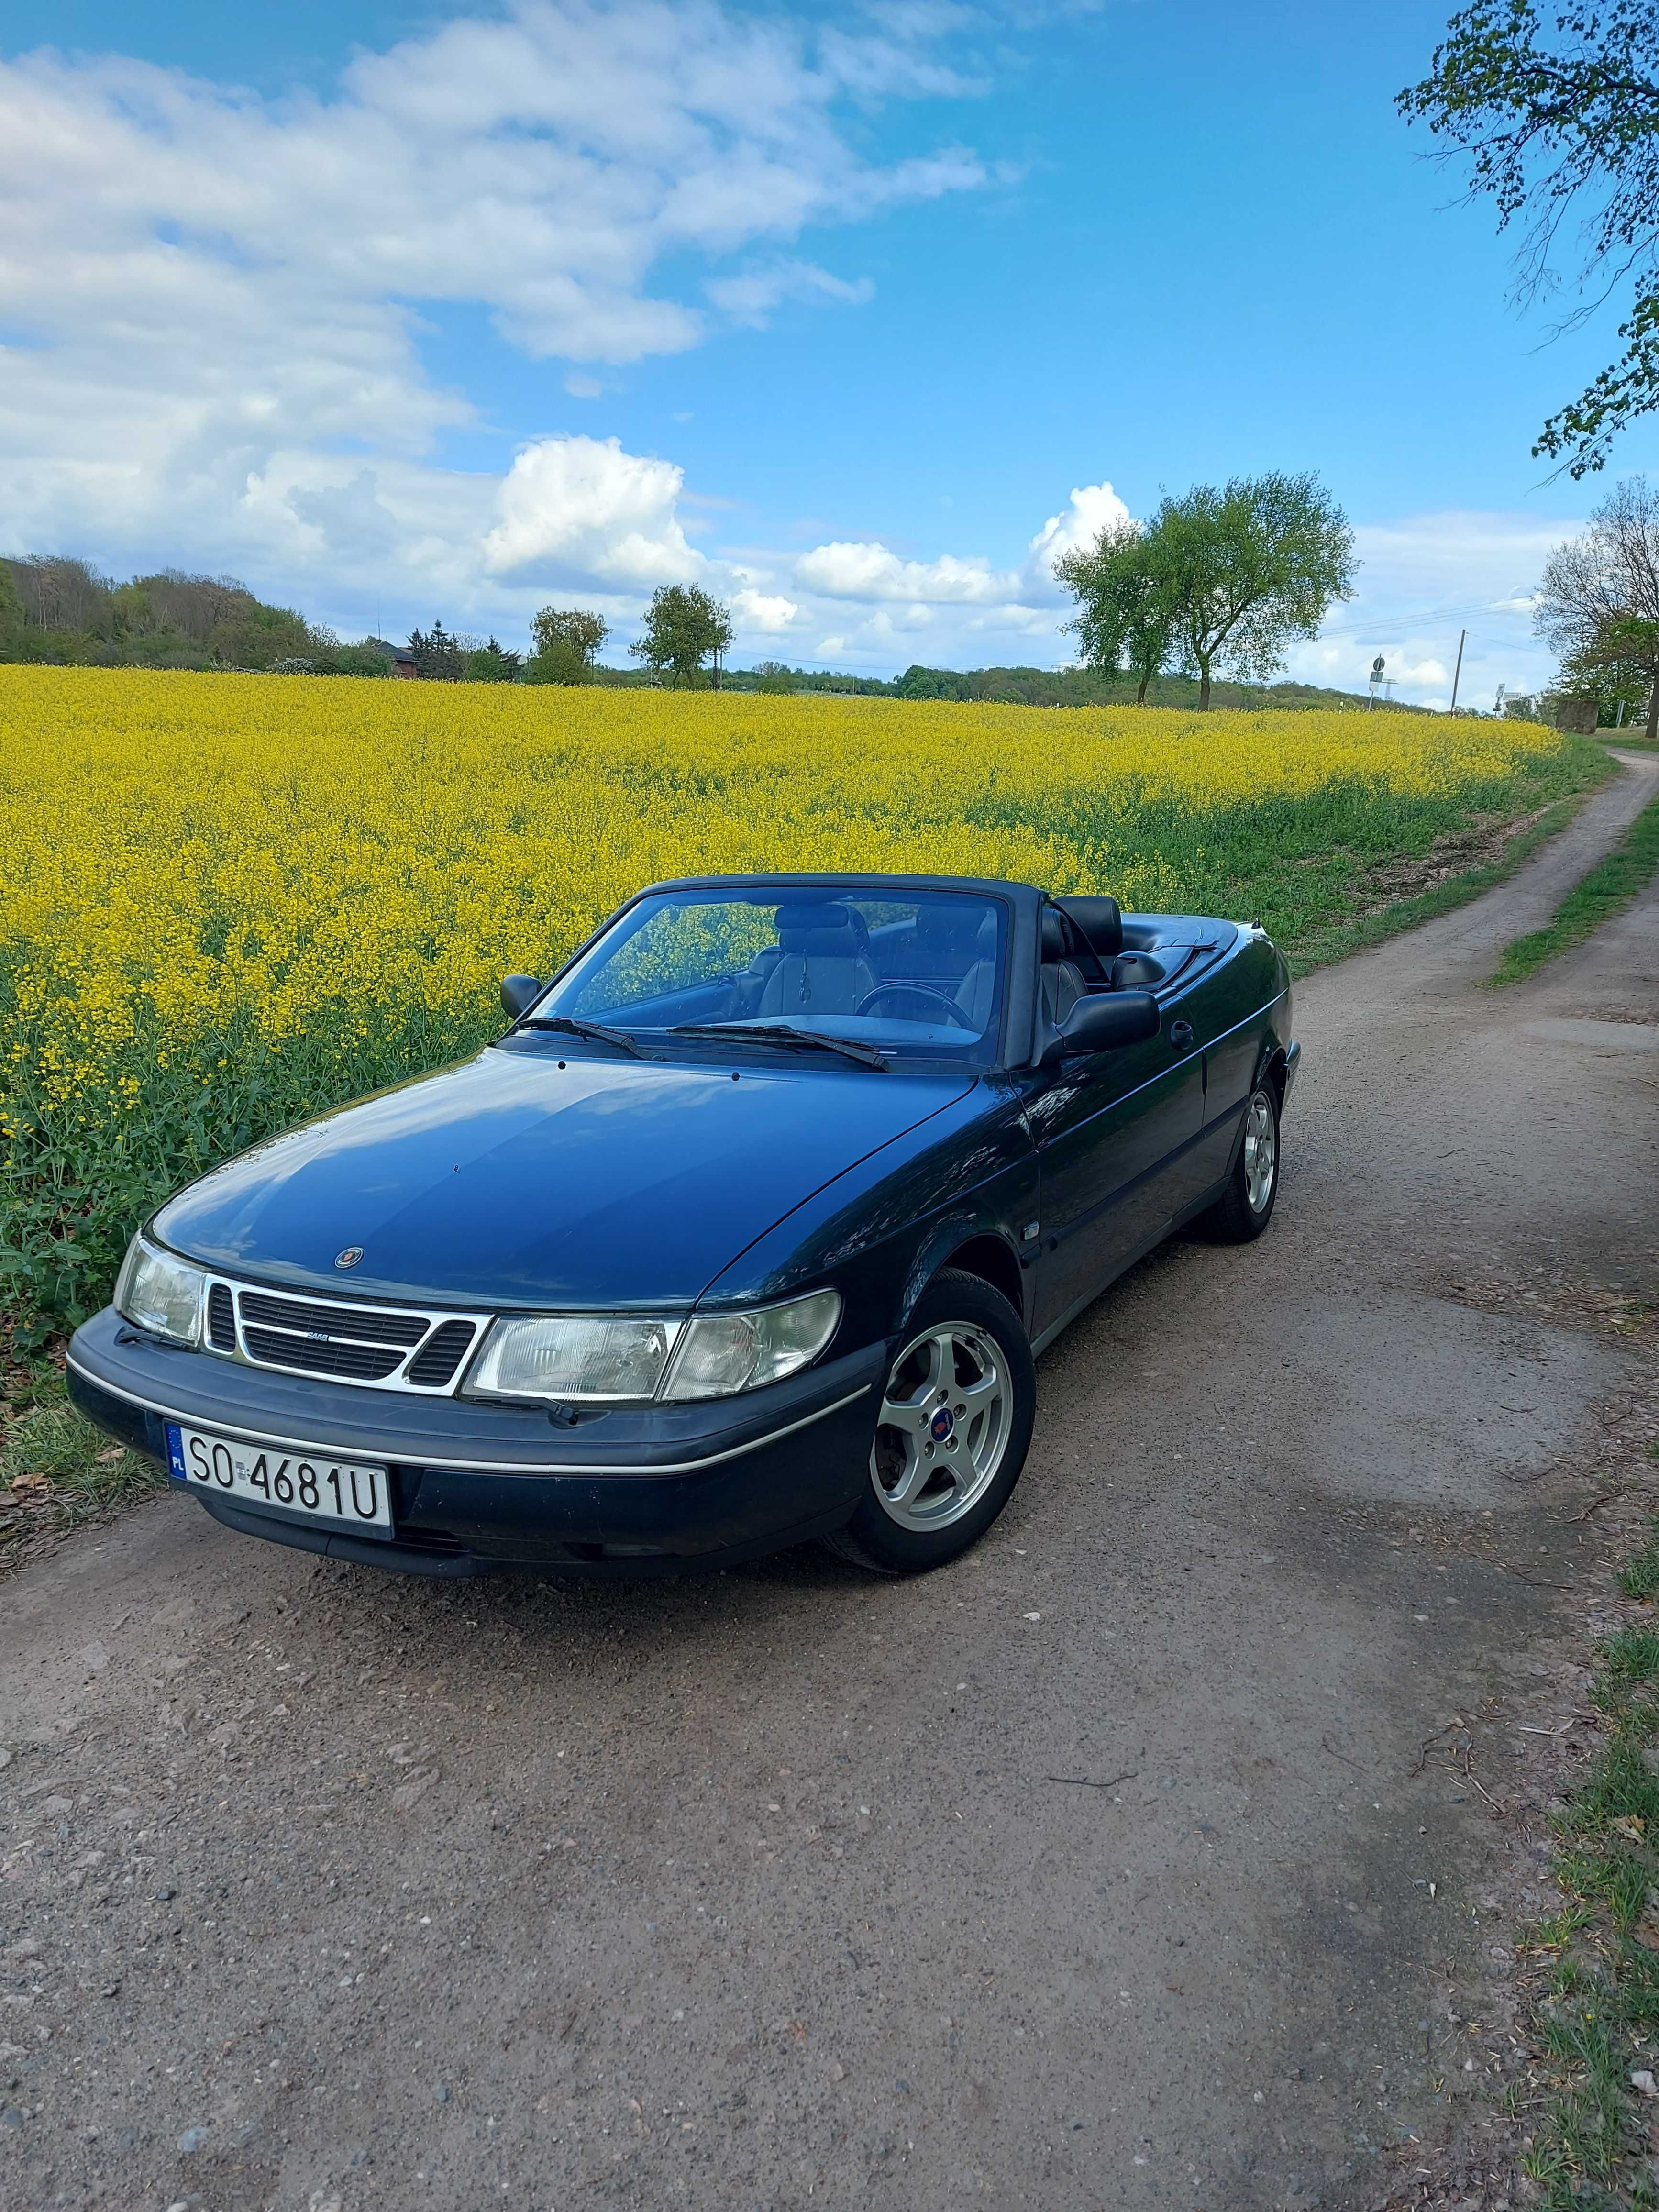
[67,1306,883,1577]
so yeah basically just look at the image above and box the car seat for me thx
[759,903,876,1017]
[952,910,1002,1029]
[1040,958,1085,1028]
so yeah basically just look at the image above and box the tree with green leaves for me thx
[1399,4,1659,476]
[629,585,733,688]
[1052,519,1178,704]
[1151,472,1356,709]
[527,606,609,684]
[1536,476,1659,736]
[1559,613,1659,724]
[407,620,465,681]
[464,636,523,683]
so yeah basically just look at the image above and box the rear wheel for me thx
[824,1269,1035,1575]
[1202,1078,1280,1242]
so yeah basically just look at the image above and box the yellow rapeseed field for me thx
[0,665,1598,1322]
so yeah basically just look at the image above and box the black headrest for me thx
[1055,896,1123,961]
[775,902,849,935]
[776,901,866,956]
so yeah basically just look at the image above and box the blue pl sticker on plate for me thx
[164,1423,188,1482]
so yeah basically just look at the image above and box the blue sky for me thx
[1,0,1647,703]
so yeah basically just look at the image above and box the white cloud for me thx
[483,435,702,586]
[564,373,605,399]
[706,259,874,327]
[793,540,1019,602]
[1023,479,1131,587]
[1352,509,1576,602]
[787,478,1130,633]
[731,587,800,631]
[0,0,990,597]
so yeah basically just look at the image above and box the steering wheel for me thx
[855,981,974,1029]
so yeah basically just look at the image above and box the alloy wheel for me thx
[1243,1090,1277,1213]
[871,1322,1012,1532]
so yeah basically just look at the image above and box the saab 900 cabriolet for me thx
[69,874,1296,1577]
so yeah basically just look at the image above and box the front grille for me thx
[211,1277,491,1394]
[405,1320,477,1389]
[239,1289,428,1346]
[242,1327,406,1380]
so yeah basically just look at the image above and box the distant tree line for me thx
[886,664,1426,712]
[0,556,390,675]
[1,523,1400,709]
[405,620,526,683]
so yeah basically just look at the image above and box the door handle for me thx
[1169,1019,1194,1052]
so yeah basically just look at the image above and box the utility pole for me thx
[1448,629,1466,715]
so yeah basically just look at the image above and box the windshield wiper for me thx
[669,1021,889,1071]
[521,1015,648,1060]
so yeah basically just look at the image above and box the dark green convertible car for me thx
[69,874,1297,1579]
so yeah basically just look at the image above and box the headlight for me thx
[465,1314,682,1403]
[462,1290,841,1404]
[661,1290,841,1402]
[113,1235,205,1346]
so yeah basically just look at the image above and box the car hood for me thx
[154,1046,976,1308]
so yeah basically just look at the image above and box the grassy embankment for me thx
[1505,1487,1659,2208]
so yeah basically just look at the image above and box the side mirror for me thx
[1053,989,1159,1058]
[500,973,544,1020]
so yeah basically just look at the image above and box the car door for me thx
[1173,931,1281,1204]
[1026,1006,1204,1340]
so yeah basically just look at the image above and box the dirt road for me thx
[4,755,1657,2212]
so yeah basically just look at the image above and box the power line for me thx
[1314,594,1535,642]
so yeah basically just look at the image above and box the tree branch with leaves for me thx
[1400,2,1659,475]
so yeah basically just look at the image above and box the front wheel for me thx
[1202,1079,1280,1243]
[824,1268,1035,1575]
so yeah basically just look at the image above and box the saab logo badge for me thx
[930,1406,955,1443]
[333,1246,365,1271]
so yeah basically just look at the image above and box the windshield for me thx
[537,888,1007,1066]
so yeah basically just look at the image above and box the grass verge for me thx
[0,1352,166,1564]
[1287,797,1586,977]
[1490,793,1659,986]
[1513,1470,1659,2209]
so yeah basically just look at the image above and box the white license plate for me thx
[165,1423,393,1534]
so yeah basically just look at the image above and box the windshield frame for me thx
[515,876,1020,1073]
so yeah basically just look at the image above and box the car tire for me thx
[824,1268,1036,1576]
[1201,1077,1280,1243]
